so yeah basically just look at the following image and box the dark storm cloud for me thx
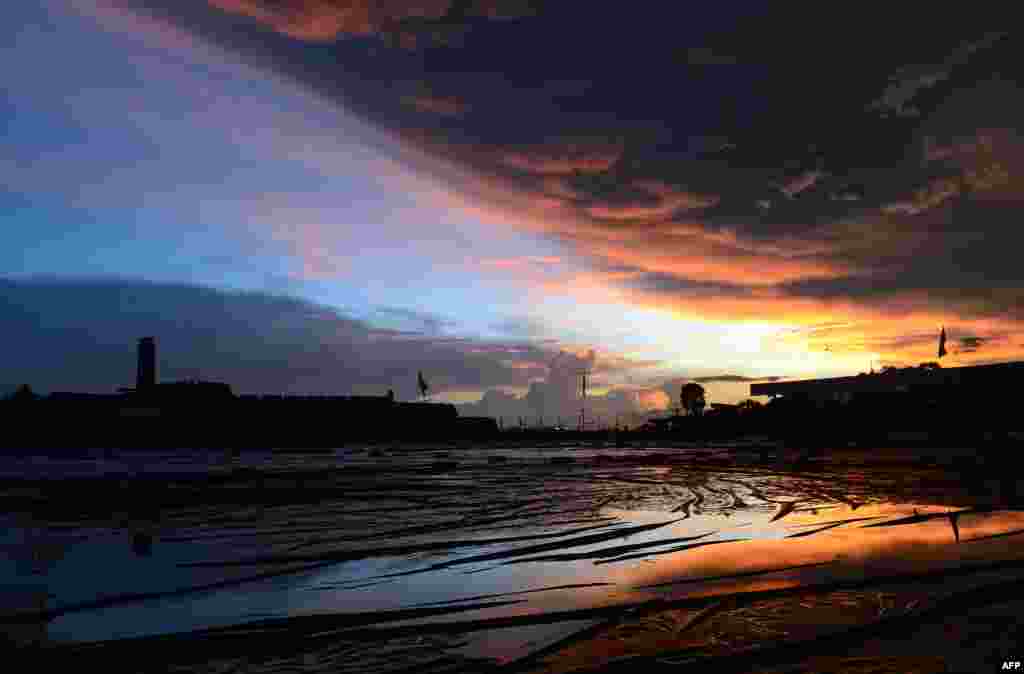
[0,278,564,398]
[103,3,1022,328]
[867,33,1007,118]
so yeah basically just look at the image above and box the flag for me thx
[938,327,947,358]
[417,371,429,398]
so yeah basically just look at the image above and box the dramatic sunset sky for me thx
[2,2,1021,422]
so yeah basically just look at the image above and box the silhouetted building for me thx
[151,380,234,402]
[454,416,499,438]
[136,337,156,390]
[750,362,1024,404]
[750,361,1024,439]
[705,402,740,419]
[643,415,687,433]
[1,337,469,449]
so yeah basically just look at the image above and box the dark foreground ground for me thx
[2,442,1023,673]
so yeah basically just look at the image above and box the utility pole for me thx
[576,368,590,432]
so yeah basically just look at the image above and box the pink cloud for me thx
[779,170,825,198]
[204,0,532,43]
[585,180,719,220]
[500,146,622,175]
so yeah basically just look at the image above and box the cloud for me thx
[583,181,719,221]
[479,255,561,269]
[830,189,862,202]
[881,176,962,216]
[691,374,783,384]
[204,0,533,45]
[206,0,445,41]
[957,335,986,353]
[683,46,738,66]
[400,94,468,117]
[868,69,949,118]
[500,145,622,175]
[0,277,576,399]
[457,347,670,427]
[779,171,825,199]
[867,33,1007,118]
[368,306,458,336]
[488,316,553,339]
[29,4,1024,377]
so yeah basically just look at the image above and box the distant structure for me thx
[454,416,500,438]
[1,336,496,448]
[576,367,590,432]
[748,362,1024,404]
[750,361,1024,426]
[743,361,1024,444]
[136,337,157,390]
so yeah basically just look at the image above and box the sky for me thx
[2,2,1022,423]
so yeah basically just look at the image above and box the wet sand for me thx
[2,444,1022,672]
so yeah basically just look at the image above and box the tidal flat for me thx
[2,444,1022,673]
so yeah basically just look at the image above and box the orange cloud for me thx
[500,146,622,175]
[584,181,719,221]
[204,0,533,43]
[399,139,1024,372]
[574,233,845,286]
[882,176,961,216]
[206,0,440,41]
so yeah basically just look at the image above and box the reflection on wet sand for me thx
[3,447,1024,672]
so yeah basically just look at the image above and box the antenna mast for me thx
[576,368,590,432]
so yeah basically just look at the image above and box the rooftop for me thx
[751,361,1024,397]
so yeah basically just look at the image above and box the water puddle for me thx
[3,448,1023,668]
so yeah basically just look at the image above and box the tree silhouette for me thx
[680,382,706,416]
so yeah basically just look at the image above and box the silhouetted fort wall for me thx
[0,390,470,449]
[0,337,496,449]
